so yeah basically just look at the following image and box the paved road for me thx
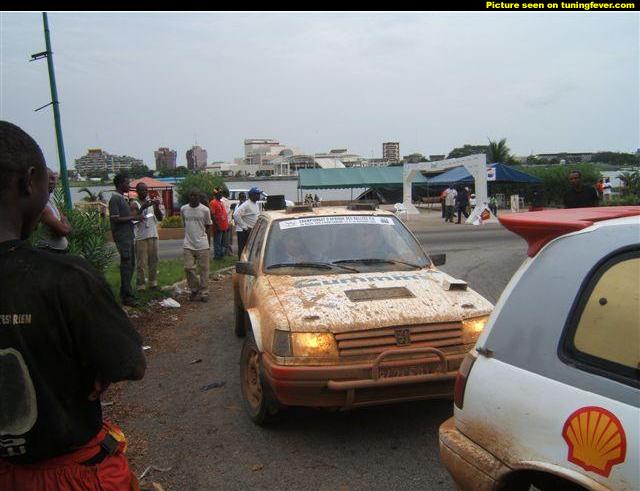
[114,227,528,490]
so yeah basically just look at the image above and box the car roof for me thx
[499,206,640,257]
[260,206,395,221]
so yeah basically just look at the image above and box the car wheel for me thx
[234,291,246,338]
[240,333,280,425]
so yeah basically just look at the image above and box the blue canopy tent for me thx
[426,163,541,185]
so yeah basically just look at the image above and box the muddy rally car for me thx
[233,205,493,424]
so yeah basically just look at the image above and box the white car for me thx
[439,206,640,491]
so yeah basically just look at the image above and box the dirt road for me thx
[105,272,455,490]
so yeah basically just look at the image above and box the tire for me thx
[240,333,280,425]
[234,290,246,338]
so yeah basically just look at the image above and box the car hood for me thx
[267,269,493,333]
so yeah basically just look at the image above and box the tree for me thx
[129,163,152,179]
[486,138,512,164]
[447,145,488,159]
[402,153,428,164]
[591,152,640,167]
[176,173,226,205]
[158,166,191,178]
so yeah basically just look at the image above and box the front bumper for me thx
[262,347,460,409]
[439,418,509,491]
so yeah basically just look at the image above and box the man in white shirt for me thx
[132,182,164,291]
[444,186,457,223]
[603,177,612,201]
[233,187,260,257]
[181,189,212,302]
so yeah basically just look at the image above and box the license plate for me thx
[378,364,435,379]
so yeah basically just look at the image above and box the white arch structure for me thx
[402,154,489,221]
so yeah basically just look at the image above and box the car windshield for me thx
[263,214,430,275]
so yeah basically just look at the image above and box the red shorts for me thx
[0,422,138,491]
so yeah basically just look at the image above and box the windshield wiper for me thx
[266,262,359,272]
[333,258,424,269]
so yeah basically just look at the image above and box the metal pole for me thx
[42,12,72,210]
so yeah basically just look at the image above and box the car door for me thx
[240,218,269,310]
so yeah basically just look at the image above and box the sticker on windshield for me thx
[279,216,394,230]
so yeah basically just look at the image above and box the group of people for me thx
[177,186,261,302]
[440,185,473,224]
[1,121,146,489]
[303,193,321,207]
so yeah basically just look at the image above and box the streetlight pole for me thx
[32,12,72,210]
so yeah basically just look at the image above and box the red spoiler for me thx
[499,206,640,257]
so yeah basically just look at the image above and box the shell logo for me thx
[562,406,627,477]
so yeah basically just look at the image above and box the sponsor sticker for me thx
[279,215,394,230]
[562,406,626,477]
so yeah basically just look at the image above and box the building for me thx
[186,145,207,170]
[314,149,364,167]
[75,148,143,176]
[155,147,177,171]
[429,155,446,161]
[382,142,400,162]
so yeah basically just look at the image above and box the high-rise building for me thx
[75,148,143,176]
[186,145,208,170]
[155,147,177,171]
[383,142,400,162]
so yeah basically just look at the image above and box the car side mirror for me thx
[236,261,256,276]
[430,254,446,267]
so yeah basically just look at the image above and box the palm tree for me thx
[78,187,99,202]
[486,138,511,164]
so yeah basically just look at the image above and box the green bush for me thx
[517,164,601,205]
[159,215,183,228]
[602,195,640,206]
[176,174,226,205]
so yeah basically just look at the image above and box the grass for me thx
[105,255,237,306]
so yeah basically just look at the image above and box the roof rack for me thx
[346,200,378,211]
[286,205,314,213]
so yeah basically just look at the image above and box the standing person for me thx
[596,178,604,200]
[109,173,153,307]
[36,168,72,253]
[181,189,212,302]
[233,192,247,256]
[456,186,470,224]
[0,121,146,491]
[209,189,229,260]
[220,188,233,256]
[234,187,260,256]
[603,177,612,202]
[563,170,599,208]
[440,186,449,219]
[131,182,164,291]
[489,195,498,217]
[444,186,457,223]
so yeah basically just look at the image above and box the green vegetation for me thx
[486,138,512,164]
[159,215,183,228]
[176,173,226,205]
[105,255,237,305]
[515,164,601,205]
[590,152,639,167]
[447,144,488,159]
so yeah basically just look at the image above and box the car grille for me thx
[335,322,463,358]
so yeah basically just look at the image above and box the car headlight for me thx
[291,332,339,358]
[462,315,490,345]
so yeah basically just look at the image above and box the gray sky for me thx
[1,12,638,170]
